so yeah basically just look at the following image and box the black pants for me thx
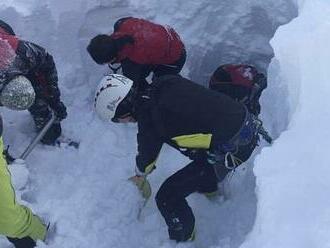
[155,155,219,242]
[121,49,187,91]
[28,98,61,145]
[155,137,257,242]
[7,236,36,248]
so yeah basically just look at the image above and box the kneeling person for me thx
[94,74,261,242]
[0,20,67,145]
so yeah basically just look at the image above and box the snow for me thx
[241,1,330,247]
[1,0,328,247]
[8,159,29,190]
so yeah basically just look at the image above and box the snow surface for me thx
[242,1,330,247]
[1,0,328,247]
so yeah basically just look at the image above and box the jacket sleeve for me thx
[17,41,61,106]
[135,106,163,175]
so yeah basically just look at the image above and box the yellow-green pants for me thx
[0,138,46,241]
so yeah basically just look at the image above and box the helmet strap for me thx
[108,64,122,74]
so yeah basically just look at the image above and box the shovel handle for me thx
[19,112,57,160]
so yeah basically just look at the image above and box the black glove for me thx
[51,101,67,121]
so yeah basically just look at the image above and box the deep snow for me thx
[2,0,328,247]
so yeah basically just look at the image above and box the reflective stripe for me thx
[145,159,157,174]
[171,134,212,149]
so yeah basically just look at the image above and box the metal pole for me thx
[19,113,56,160]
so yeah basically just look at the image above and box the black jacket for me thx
[134,75,247,174]
[0,27,61,107]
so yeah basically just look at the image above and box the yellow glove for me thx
[129,175,152,199]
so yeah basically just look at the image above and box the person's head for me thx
[87,35,134,65]
[209,65,232,90]
[0,75,35,110]
[94,74,136,123]
[87,35,117,64]
[0,19,15,35]
[209,64,262,90]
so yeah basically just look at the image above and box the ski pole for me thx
[19,112,56,160]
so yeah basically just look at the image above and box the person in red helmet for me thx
[0,19,67,145]
[209,64,267,116]
[209,64,272,144]
[87,17,186,91]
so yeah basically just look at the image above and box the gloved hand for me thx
[129,175,152,199]
[51,101,67,121]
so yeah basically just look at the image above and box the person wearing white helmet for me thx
[94,73,262,242]
[0,19,67,145]
[94,74,135,123]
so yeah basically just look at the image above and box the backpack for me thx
[209,64,267,115]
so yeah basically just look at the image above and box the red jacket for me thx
[111,18,184,65]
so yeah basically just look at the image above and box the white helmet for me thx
[94,74,133,122]
[0,75,36,110]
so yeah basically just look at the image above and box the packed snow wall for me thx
[0,0,299,247]
[242,1,330,247]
